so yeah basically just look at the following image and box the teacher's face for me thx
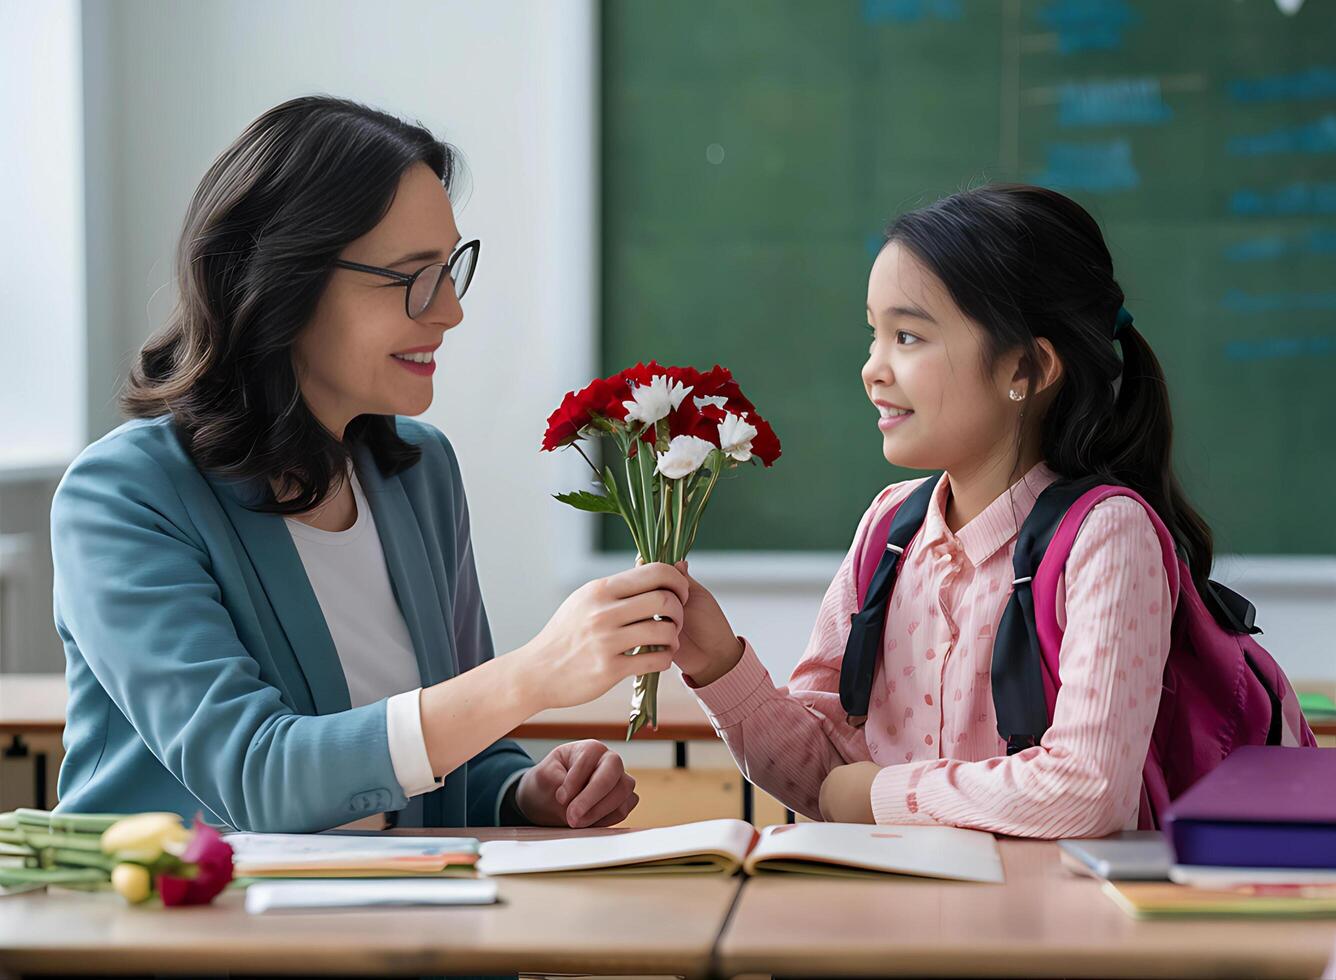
[294,162,465,436]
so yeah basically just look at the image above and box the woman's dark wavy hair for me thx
[121,95,458,513]
[885,183,1215,596]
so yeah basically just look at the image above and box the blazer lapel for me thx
[206,474,352,715]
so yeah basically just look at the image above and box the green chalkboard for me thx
[600,0,1336,555]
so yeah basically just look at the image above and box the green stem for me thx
[683,457,724,553]
[45,848,118,872]
[0,866,109,887]
[672,473,686,562]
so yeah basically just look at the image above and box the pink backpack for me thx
[842,476,1317,830]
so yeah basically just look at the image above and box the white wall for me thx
[0,0,85,468]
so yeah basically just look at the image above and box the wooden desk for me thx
[717,838,1336,979]
[0,826,740,978]
[0,672,718,742]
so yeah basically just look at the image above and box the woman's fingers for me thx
[579,773,638,828]
[567,754,629,826]
[556,741,603,807]
[591,791,639,828]
[618,649,676,678]
[615,618,680,654]
[615,589,685,630]
[604,562,689,607]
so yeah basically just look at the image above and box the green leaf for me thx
[552,490,622,515]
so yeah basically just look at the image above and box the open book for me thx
[475,819,1004,883]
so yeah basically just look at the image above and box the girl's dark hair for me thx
[885,183,1215,595]
[121,95,458,513]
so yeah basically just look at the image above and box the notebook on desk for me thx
[223,832,480,877]
[474,819,1004,882]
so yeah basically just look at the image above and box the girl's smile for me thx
[874,399,914,431]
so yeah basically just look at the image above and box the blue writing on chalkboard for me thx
[1224,229,1336,262]
[862,0,963,24]
[1035,0,1139,54]
[1227,66,1336,103]
[1230,183,1336,217]
[1058,78,1172,127]
[1224,336,1336,361]
[1221,290,1336,315]
[1032,139,1140,192]
[1228,116,1336,156]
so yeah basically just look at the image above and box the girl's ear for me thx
[1010,338,1064,398]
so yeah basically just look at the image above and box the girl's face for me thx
[862,242,1024,475]
[294,162,465,437]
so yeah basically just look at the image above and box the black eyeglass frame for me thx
[333,238,481,319]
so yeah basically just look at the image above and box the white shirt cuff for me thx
[386,688,443,798]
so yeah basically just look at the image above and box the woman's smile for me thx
[391,343,438,376]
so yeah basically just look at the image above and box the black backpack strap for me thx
[839,477,939,726]
[1204,580,1263,636]
[992,476,1107,755]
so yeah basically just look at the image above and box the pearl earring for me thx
[1009,389,1025,402]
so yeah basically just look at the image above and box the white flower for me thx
[694,395,729,411]
[623,375,693,426]
[655,435,715,480]
[717,412,758,462]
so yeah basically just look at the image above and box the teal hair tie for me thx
[1113,306,1134,340]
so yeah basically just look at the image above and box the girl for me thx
[672,184,1209,838]
[50,96,688,833]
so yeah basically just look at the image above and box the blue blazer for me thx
[50,415,533,832]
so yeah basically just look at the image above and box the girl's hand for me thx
[519,562,688,710]
[514,740,639,828]
[673,563,745,686]
[818,762,880,823]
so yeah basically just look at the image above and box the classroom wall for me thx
[2,0,1333,698]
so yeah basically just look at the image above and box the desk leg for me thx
[674,741,687,769]
[742,779,754,824]
[785,807,795,824]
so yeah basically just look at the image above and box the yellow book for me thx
[1103,880,1336,919]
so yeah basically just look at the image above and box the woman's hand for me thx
[673,563,745,686]
[514,740,639,828]
[818,762,881,823]
[517,562,689,711]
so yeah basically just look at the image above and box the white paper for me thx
[745,822,1005,883]
[476,819,756,875]
[244,877,498,913]
[225,832,476,867]
[1170,864,1336,888]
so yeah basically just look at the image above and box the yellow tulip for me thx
[111,863,152,904]
[100,813,190,862]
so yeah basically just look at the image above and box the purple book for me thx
[1163,746,1336,869]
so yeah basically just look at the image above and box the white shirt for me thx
[284,469,440,799]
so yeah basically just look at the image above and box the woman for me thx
[51,96,686,833]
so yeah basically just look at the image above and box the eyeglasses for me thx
[333,239,480,319]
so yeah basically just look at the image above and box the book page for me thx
[744,822,1004,883]
[475,819,757,876]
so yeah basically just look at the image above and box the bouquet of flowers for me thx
[0,808,234,905]
[542,362,780,737]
